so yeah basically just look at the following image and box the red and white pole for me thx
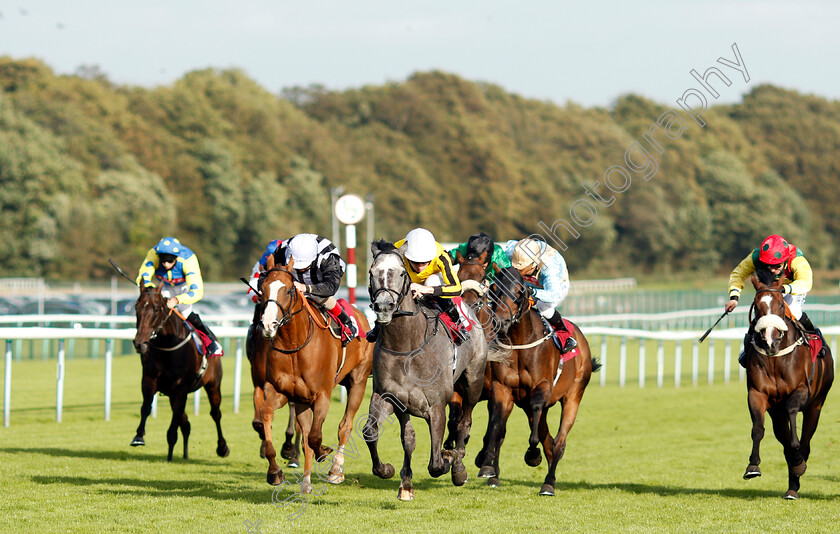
[345,224,357,305]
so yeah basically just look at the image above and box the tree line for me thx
[0,57,836,281]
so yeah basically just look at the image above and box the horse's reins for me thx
[260,267,317,354]
[748,288,807,358]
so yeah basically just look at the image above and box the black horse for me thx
[131,285,230,461]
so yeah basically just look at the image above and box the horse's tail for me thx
[590,356,602,373]
[487,343,512,365]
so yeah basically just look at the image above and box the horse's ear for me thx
[492,263,501,274]
[266,253,275,270]
[455,250,465,264]
[750,272,760,290]
[478,250,489,264]
[287,256,295,270]
[155,282,163,293]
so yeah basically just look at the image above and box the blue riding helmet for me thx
[153,237,183,257]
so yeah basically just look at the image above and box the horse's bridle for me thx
[261,266,314,353]
[136,291,190,351]
[370,251,415,318]
[492,280,531,327]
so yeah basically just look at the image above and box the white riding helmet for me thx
[404,228,438,263]
[510,238,545,270]
[286,233,319,269]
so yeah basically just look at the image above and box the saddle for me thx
[434,297,475,345]
[539,316,581,362]
[320,299,365,344]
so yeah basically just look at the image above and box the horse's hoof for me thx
[792,461,807,477]
[539,484,555,496]
[267,470,286,486]
[217,444,230,458]
[286,459,300,469]
[784,490,799,500]
[478,466,496,478]
[452,466,468,487]
[374,463,395,479]
[524,447,542,467]
[487,477,501,487]
[130,437,145,447]
[280,442,296,461]
[398,487,414,501]
[743,465,761,479]
[327,472,345,484]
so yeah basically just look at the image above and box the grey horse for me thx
[362,240,491,501]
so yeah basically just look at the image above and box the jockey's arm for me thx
[431,251,461,298]
[727,252,755,302]
[786,256,813,295]
[306,255,342,297]
[136,248,159,287]
[247,260,262,302]
[533,256,569,304]
[491,244,513,271]
[175,255,204,306]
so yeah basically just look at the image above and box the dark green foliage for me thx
[0,57,836,280]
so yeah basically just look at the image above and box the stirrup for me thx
[561,337,577,354]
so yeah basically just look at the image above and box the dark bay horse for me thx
[451,250,498,451]
[131,285,229,461]
[363,240,492,501]
[480,267,599,496]
[256,257,373,492]
[743,271,834,499]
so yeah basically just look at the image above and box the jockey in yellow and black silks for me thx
[366,228,468,344]
[136,237,223,356]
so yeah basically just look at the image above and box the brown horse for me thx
[480,266,599,496]
[743,271,834,499]
[131,285,230,461]
[256,257,373,492]
[450,250,497,452]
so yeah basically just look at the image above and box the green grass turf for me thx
[1,355,840,533]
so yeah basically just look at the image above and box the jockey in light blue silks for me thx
[502,238,577,353]
[136,236,223,356]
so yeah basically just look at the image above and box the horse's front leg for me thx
[524,381,550,467]
[280,402,299,466]
[131,374,157,446]
[328,370,369,484]
[744,389,768,479]
[428,404,454,478]
[204,375,230,458]
[260,383,289,485]
[167,394,188,462]
[397,412,416,501]
[363,392,396,480]
[784,389,810,477]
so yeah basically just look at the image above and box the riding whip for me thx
[108,259,139,287]
[698,310,729,343]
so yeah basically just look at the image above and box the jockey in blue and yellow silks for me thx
[136,237,223,356]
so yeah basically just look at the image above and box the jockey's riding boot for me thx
[444,300,469,346]
[365,324,380,343]
[799,313,827,358]
[335,309,358,347]
[188,312,223,356]
[738,331,752,369]
[547,312,578,353]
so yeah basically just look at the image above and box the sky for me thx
[0,0,837,108]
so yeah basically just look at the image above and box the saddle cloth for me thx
[438,297,475,344]
[808,334,823,363]
[541,316,581,362]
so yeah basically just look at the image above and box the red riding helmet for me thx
[758,235,791,265]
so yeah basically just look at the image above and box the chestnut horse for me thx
[256,256,373,492]
[743,270,834,499]
[131,285,230,461]
[480,267,599,496]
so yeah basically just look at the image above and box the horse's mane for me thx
[756,268,776,287]
[493,267,524,301]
